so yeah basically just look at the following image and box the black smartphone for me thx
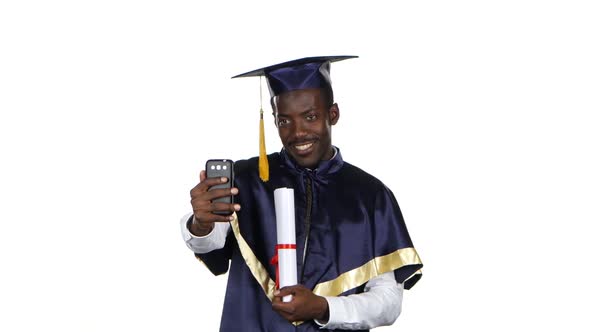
[205,159,234,215]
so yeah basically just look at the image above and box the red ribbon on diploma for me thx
[270,244,296,289]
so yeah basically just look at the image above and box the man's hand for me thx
[189,170,240,236]
[271,285,329,323]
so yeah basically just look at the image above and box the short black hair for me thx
[271,87,334,115]
[320,86,334,109]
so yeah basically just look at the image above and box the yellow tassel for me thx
[259,109,269,182]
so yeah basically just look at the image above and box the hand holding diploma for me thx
[272,285,329,323]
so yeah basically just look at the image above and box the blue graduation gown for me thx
[196,149,422,332]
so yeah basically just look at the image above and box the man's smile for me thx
[291,141,316,156]
[294,142,313,151]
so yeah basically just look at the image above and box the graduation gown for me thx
[196,149,422,332]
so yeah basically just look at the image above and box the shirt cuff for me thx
[180,213,230,253]
[314,296,346,329]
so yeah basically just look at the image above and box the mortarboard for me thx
[232,55,358,181]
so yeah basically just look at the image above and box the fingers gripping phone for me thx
[206,159,234,215]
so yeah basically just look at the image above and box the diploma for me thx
[273,187,297,302]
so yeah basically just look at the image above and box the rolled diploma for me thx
[274,187,297,302]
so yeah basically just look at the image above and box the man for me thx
[181,56,422,331]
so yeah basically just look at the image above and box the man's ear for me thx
[329,103,340,125]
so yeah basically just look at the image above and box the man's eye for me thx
[306,114,317,121]
[278,119,289,126]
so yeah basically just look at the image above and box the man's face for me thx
[274,88,339,169]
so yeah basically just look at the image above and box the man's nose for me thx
[292,120,308,139]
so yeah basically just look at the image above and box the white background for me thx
[1,1,589,331]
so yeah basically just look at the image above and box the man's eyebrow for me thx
[276,108,315,117]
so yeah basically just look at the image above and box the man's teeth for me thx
[295,143,313,151]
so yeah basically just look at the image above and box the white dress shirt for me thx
[181,214,403,330]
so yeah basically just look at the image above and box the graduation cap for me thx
[232,55,358,181]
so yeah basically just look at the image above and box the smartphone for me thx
[205,159,234,215]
